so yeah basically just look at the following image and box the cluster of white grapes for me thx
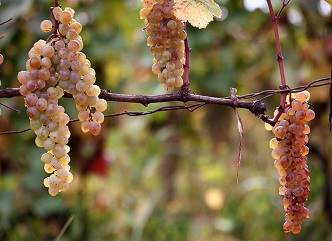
[266,90,315,234]
[18,6,107,196]
[140,0,187,92]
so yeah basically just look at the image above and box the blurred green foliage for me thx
[0,0,331,240]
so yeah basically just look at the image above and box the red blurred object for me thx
[89,148,111,176]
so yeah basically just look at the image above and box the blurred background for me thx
[0,0,331,240]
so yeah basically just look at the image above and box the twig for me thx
[231,88,243,183]
[0,18,12,27]
[236,77,331,100]
[0,102,20,113]
[276,0,291,19]
[0,128,30,135]
[266,0,290,125]
[55,214,75,241]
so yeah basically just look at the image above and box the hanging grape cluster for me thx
[17,6,107,196]
[266,90,315,234]
[140,0,187,92]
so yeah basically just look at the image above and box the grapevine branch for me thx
[1,77,330,101]
[0,76,330,136]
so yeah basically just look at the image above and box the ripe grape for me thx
[40,20,53,32]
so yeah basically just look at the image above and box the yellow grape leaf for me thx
[173,0,222,29]
[325,0,332,5]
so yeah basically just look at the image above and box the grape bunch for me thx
[18,6,107,196]
[140,0,187,92]
[266,90,315,234]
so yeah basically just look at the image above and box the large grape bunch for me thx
[140,0,187,92]
[266,90,315,234]
[17,6,107,196]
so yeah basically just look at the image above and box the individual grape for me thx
[92,112,105,124]
[41,152,53,164]
[52,6,63,21]
[64,171,74,183]
[61,154,71,165]
[25,93,39,106]
[53,144,67,158]
[50,156,62,169]
[274,126,286,139]
[60,10,73,24]
[304,110,315,121]
[44,163,55,173]
[49,174,61,187]
[95,99,108,112]
[44,177,51,187]
[267,91,314,234]
[40,20,53,32]
[59,182,70,192]
[48,186,59,196]
[89,121,101,136]
[55,167,69,181]
[42,45,55,58]
[81,121,90,133]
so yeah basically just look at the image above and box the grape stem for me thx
[266,0,290,125]
[46,0,61,43]
[181,23,190,97]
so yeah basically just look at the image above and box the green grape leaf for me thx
[173,0,222,29]
[325,0,332,5]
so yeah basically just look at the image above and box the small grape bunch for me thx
[266,90,315,234]
[18,5,108,196]
[140,0,187,92]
